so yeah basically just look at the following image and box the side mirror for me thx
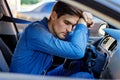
[98,23,108,36]
[90,22,108,37]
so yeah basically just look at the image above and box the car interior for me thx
[0,38,12,72]
[0,0,18,72]
[0,0,120,79]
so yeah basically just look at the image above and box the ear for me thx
[51,11,57,21]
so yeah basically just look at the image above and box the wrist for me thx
[78,18,87,26]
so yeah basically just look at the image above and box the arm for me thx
[27,22,88,59]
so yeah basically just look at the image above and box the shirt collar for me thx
[40,17,49,30]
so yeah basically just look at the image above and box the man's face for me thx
[51,12,79,40]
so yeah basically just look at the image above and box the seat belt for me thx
[0,13,32,24]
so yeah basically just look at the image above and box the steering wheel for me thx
[63,45,97,71]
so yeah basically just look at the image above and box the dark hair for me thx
[52,1,82,18]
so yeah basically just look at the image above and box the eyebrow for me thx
[64,20,77,26]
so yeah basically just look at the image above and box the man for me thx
[10,1,94,78]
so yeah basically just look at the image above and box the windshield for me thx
[95,0,120,13]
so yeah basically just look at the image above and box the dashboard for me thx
[98,35,117,57]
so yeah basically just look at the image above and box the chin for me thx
[58,34,66,40]
[59,36,65,40]
[61,37,66,40]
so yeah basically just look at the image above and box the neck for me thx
[48,20,55,36]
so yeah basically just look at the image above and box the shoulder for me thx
[30,21,45,29]
[25,21,52,37]
[26,21,47,33]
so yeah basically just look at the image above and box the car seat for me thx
[0,38,12,72]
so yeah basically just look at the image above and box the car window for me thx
[95,0,120,13]
[33,2,55,13]
[16,2,106,38]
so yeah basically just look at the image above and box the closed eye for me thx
[64,20,76,31]
[64,20,71,25]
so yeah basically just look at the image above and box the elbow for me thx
[76,50,85,59]
[74,45,86,59]
[71,49,85,59]
[70,43,86,59]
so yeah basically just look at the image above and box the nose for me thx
[66,25,72,32]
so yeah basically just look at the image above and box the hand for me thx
[82,12,94,28]
[78,18,87,26]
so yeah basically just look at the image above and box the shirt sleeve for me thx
[27,22,88,59]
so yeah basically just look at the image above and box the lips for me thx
[63,33,68,37]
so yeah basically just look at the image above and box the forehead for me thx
[59,14,79,24]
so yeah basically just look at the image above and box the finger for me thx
[85,13,94,25]
[82,12,93,24]
[82,12,94,28]
[87,14,93,23]
[82,12,88,22]
[88,20,94,28]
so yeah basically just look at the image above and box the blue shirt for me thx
[10,17,88,75]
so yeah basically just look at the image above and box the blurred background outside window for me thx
[7,0,118,37]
